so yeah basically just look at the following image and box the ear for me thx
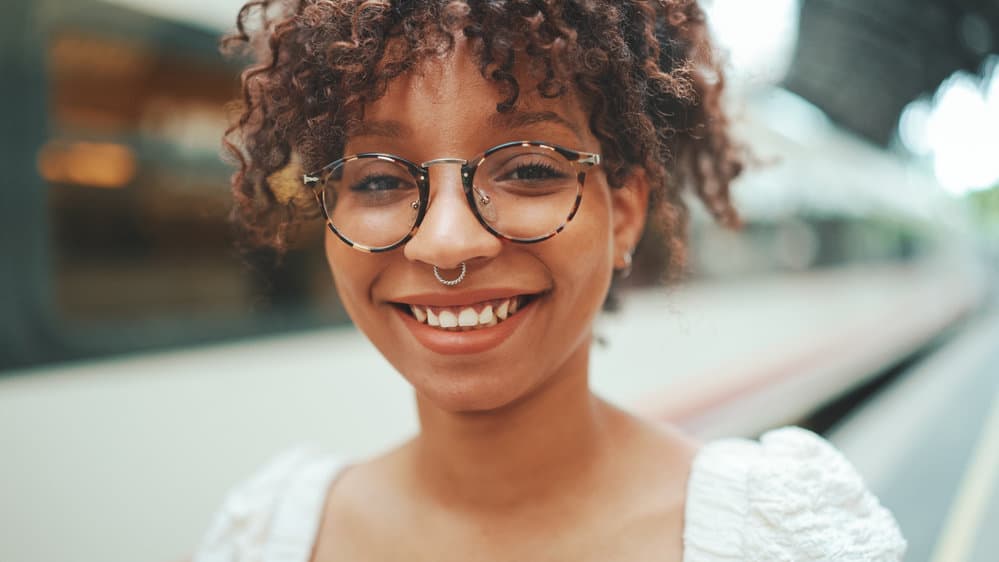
[610,168,650,269]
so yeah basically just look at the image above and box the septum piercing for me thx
[434,262,467,286]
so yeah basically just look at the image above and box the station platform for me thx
[831,302,999,562]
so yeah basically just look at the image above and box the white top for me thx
[194,427,906,562]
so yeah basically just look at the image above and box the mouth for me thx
[392,293,542,333]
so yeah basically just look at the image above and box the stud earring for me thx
[618,251,633,279]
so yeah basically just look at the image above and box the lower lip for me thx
[394,299,537,355]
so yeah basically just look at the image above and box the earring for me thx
[618,250,633,280]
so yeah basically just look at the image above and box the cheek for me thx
[551,188,615,312]
[323,234,345,288]
[324,233,373,320]
[579,185,616,270]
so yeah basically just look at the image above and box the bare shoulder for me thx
[581,411,699,561]
[310,441,416,562]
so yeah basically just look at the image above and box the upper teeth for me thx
[409,297,525,331]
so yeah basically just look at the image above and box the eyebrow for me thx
[488,110,585,142]
[348,110,585,142]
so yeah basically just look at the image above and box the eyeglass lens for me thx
[319,145,581,249]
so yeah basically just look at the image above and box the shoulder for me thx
[193,445,345,562]
[683,426,907,562]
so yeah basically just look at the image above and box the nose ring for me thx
[433,262,467,287]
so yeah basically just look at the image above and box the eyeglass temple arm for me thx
[577,153,601,166]
[303,174,320,185]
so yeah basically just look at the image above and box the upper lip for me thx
[388,288,544,307]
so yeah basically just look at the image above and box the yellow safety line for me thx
[930,382,999,562]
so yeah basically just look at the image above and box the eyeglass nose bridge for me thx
[414,155,489,222]
[418,157,474,188]
[420,157,468,168]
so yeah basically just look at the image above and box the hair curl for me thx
[222,0,742,277]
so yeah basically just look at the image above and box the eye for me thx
[349,174,408,192]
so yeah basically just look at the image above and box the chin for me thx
[406,365,539,414]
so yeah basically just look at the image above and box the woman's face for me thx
[324,40,648,413]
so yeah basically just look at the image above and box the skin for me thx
[313,38,699,562]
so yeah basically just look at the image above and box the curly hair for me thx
[222,0,742,277]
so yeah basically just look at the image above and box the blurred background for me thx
[1,0,997,561]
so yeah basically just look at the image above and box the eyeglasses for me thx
[303,140,601,253]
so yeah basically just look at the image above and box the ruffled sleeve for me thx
[194,445,344,562]
[684,427,906,562]
[683,436,760,560]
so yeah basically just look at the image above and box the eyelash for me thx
[505,162,566,180]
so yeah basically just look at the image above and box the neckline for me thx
[291,442,712,562]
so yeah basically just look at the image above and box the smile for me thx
[404,295,530,332]
[391,291,544,355]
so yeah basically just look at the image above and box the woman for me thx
[197,1,906,560]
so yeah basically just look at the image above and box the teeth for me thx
[458,308,478,327]
[411,306,427,323]
[407,296,532,331]
[478,305,494,324]
[438,310,458,328]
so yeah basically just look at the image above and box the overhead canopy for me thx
[784,0,999,145]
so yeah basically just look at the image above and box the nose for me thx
[403,163,502,269]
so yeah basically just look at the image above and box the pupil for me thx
[353,175,402,191]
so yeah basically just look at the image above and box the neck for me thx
[407,344,624,515]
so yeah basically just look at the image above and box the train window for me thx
[8,6,351,369]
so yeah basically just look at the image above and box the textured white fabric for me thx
[683,427,906,562]
[194,427,906,562]
[195,445,343,562]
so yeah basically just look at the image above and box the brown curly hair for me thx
[222,0,742,276]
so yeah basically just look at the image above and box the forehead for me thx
[356,38,590,146]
